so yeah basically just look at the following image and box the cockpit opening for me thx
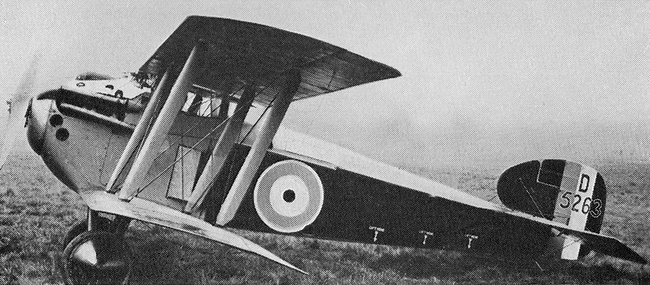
[181,86,237,118]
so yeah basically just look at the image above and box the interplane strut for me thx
[119,45,203,201]
[216,70,301,225]
[106,68,172,193]
[184,84,256,214]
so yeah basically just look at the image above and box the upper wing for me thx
[138,16,401,106]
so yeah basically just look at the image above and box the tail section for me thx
[497,160,606,260]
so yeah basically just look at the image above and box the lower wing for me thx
[79,189,307,274]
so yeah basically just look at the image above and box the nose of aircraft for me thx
[26,98,52,155]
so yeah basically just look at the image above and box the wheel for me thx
[62,218,112,250]
[61,231,132,285]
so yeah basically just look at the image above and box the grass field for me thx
[1,150,649,284]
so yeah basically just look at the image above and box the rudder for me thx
[497,159,606,260]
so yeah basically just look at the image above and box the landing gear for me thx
[62,231,132,285]
[62,217,111,250]
[61,210,133,285]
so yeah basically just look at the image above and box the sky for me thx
[1,1,650,168]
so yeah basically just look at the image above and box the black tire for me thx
[62,231,132,285]
[62,218,112,250]
[579,246,592,258]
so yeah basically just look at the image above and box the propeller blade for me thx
[0,55,41,170]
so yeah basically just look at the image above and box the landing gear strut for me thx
[61,210,133,285]
[62,218,111,250]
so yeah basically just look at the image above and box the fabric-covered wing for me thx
[139,16,401,105]
[79,190,307,274]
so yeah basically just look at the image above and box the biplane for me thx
[0,16,646,284]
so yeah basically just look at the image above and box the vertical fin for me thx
[497,160,608,261]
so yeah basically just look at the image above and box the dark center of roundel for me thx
[283,189,295,203]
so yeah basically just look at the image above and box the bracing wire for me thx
[111,74,168,191]
[135,76,284,196]
[135,101,233,195]
[185,93,280,212]
[113,91,214,190]
[518,178,547,219]
[148,86,244,163]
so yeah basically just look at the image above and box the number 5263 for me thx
[559,192,602,218]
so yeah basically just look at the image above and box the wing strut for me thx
[119,45,203,201]
[216,70,301,225]
[105,67,172,193]
[184,84,256,214]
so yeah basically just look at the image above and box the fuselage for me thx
[26,74,554,260]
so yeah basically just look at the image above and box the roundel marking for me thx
[254,160,324,233]
[269,175,310,217]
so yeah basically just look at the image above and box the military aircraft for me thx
[0,16,646,285]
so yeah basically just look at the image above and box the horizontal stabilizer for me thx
[79,190,307,274]
[560,228,647,264]
[491,203,647,264]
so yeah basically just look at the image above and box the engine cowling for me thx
[497,159,606,260]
